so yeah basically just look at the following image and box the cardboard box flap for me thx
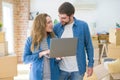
[0,77,13,80]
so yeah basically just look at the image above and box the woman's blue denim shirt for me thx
[22,36,59,80]
[53,17,94,75]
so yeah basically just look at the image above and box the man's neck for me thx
[68,17,74,24]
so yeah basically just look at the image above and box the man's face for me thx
[58,14,70,26]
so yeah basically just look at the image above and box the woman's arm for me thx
[22,37,40,64]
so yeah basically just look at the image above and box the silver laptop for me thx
[49,38,78,58]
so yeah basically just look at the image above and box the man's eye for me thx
[62,17,66,19]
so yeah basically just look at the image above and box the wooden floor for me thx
[14,59,109,80]
[14,64,30,80]
[14,50,110,80]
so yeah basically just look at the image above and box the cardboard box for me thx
[84,64,110,80]
[107,44,120,59]
[98,34,109,43]
[0,42,8,57]
[85,62,120,80]
[0,32,5,42]
[110,73,120,80]
[94,64,109,80]
[92,35,98,41]
[0,55,17,78]
[92,39,99,48]
[103,60,120,80]
[0,77,13,80]
[109,28,120,46]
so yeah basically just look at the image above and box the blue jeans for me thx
[59,70,84,80]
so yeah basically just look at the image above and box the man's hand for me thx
[56,57,64,60]
[87,67,93,77]
[56,57,62,60]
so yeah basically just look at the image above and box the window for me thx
[2,2,14,54]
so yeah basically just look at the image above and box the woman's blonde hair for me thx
[30,13,55,52]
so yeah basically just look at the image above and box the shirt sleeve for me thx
[84,22,94,67]
[22,37,40,64]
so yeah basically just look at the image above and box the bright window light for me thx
[2,2,14,54]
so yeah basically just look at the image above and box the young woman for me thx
[23,13,59,80]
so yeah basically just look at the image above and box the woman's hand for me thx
[39,50,50,58]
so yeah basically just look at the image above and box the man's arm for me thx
[84,22,94,77]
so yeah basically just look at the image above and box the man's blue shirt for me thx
[53,17,94,75]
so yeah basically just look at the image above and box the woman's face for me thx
[45,16,53,32]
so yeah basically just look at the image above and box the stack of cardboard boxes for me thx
[107,28,120,80]
[0,32,8,56]
[86,29,120,80]
[84,35,111,80]
[92,28,120,80]
[108,28,120,59]
[0,32,17,80]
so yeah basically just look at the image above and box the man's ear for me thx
[70,14,74,18]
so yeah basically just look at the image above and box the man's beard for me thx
[62,21,71,26]
[62,17,70,26]
[62,21,69,26]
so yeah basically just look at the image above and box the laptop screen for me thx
[50,38,78,58]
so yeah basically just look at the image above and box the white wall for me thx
[30,0,120,34]
[96,0,120,33]
[30,0,74,21]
